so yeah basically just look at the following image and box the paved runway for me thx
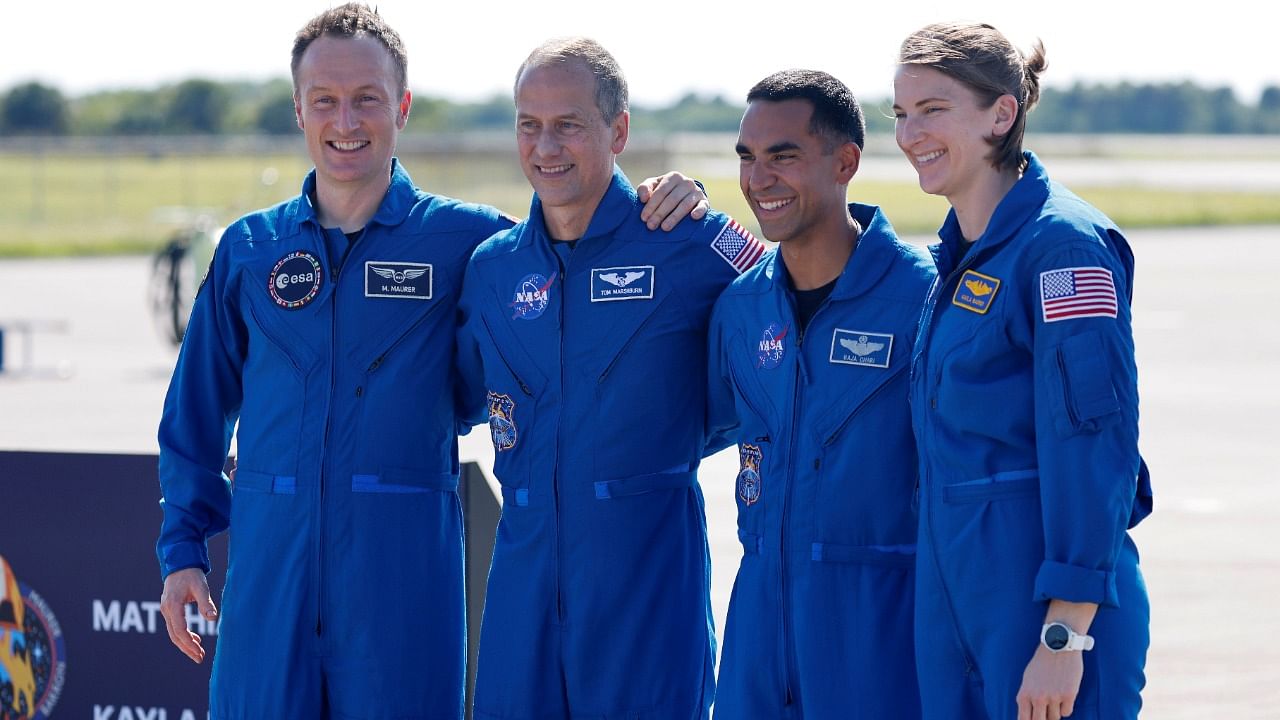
[2,224,1277,717]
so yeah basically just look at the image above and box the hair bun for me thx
[1022,39,1047,111]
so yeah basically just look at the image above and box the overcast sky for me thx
[6,0,1275,104]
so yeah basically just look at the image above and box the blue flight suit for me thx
[707,204,935,719]
[157,160,514,720]
[910,152,1153,720]
[456,168,760,720]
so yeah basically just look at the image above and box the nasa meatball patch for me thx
[509,272,556,320]
[268,251,323,309]
[756,322,789,369]
[365,261,432,299]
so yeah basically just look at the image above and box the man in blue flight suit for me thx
[456,38,766,720]
[154,7,706,719]
[706,70,935,719]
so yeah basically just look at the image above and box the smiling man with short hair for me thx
[456,37,765,720]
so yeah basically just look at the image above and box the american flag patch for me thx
[1039,266,1118,323]
[710,218,766,273]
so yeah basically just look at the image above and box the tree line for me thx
[3,78,1279,136]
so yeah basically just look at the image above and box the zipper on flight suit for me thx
[315,225,339,638]
[312,225,368,637]
[551,245,569,626]
[914,247,982,673]
[778,291,814,708]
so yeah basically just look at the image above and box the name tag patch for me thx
[829,329,893,368]
[590,265,654,302]
[365,261,432,300]
[952,269,1001,314]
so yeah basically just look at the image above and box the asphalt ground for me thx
[1,224,1276,717]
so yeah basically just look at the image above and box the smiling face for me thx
[892,64,1015,207]
[294,33,409,194]
[514,60,628,233]
[736,98,856,246]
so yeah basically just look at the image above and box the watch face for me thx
[1045,623,1071,650]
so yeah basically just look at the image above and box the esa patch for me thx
[590,265,654,302]
[737,444,763,506]
[756,322,789,369]
[268,251,323,309]
[509,272,556,320]
[952,269,1000,314]
[487,391,518,451]
[829,329,893,368]
[711,218,767,273]
[1040,266,1118,323]
[365,261,432,299]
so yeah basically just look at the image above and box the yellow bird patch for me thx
[964,278,993,297]
[952,270,1001,314]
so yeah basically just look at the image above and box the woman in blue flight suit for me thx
[893,22,1153,720]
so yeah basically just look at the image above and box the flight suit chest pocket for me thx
[586,288,683,384]
[350,279,458,478]
[352,266,455,369]
[725,331,781,430]
[239,285,320,473]
[242,277,323,376]
[480,311,548,399]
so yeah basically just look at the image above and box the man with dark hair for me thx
[154,7,706,718]
[744,68,867,151]
[706,69,935,718]
[456,37,765,720]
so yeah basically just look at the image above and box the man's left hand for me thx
[637,172,709,231]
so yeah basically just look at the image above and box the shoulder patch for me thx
[1039,266,1117,322]
[711,218,766,273]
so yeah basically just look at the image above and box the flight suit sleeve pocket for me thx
[1051,331,1120,437]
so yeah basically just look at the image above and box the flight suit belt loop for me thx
[233,470,297,494]
[350,470,459,493]
[498,468,696,508]
[500,486,531,507]
[593,468,696,500]
[738,531,917,567]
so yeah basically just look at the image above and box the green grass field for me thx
[2,150,1279,257]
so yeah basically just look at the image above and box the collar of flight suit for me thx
[935,150,1052,272]
[519,165,639,251]
[280,157,419,237]
[757,202,901,303]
